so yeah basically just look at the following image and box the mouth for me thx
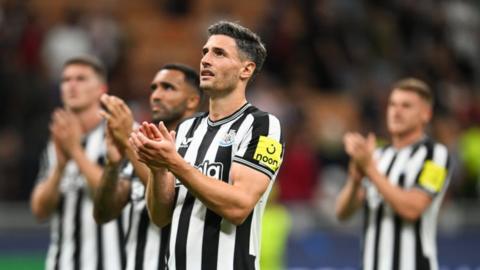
[200,70,215,79]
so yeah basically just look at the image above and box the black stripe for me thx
[361,201,369,269]
[124,201,134,252]
[413,140,434,185]
[176,124,220,270]
[135,208,150,270]
[415,221,430,270]
[372,151,397,270]
[73,190,84,270]
[233,110,269,270]
[96,224,104,270]
[158,224,170,270]
[392,173,406,270]
[53,195,65,270]
[116,218,126,270]
[233,213,256,270]
[201,110,252,270]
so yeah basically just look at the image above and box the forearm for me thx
[169,159,256,225]
[30,167,63,221]
[146,169,176,227]
[335,178,364,221]
[364,164,427,221]
[125,146,149,186]
[70,147,103,192]
[93,162,128,223]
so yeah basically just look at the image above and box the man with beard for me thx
[93,64,201,270]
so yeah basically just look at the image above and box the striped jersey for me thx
[167,103,284,270]
[362,137,451,270]
[120,164,169,270]
[36,121,126,270]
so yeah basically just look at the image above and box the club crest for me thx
[219,130,236,147]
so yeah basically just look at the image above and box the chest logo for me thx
[219,130,236,147]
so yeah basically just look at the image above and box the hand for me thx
[105,126,123,166]
[50,134,69,170]
[343,132,376,171]
[50,109,83,156]
[348,161,363,183]
[100,94,134,150]
[129,122,177,172]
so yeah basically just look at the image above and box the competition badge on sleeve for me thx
[254,135,282,172]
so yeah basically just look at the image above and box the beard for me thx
[151,101,188,126]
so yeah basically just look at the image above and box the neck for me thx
[73,105,103,133]
[208,87,247,121]
[391,128,424,149]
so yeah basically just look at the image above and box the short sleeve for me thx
[414,160,448,196]
[35,142,55,184]
[233,113,284,179]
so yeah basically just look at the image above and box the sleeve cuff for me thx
[232,156,274,180]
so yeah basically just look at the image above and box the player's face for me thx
[387,89,431,137]
[61,64,104,112]
[150,69,193,124]
[200,35,244,94]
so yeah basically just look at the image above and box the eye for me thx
[150,84,157,91]
[202,48,208,56]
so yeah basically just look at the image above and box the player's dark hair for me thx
[161,63,203,102]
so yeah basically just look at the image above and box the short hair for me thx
[207,21,267,80]
[391,78,433,105]
[161,63,202,100]
[63,55,107,82]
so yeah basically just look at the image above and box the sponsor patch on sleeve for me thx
[419,160,447,193]
[253,135,282,172]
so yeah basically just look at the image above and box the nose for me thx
[201,53,211,68]
[150,88,165,101]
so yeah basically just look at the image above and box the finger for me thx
[158,122,172,141]
[99,110,111,121]
[129,137,139,152]
[148,123,163,140]
[142,122,155,139]
[170,130,176,141]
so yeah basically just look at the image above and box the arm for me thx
[100,94,150,185]
[363,163,431,222]
[31,136,67,221]
[145,168,176,227]
[131,122,272,226]
[30,163,64,221]
[169,158,270,225]
[345,132,432,222]
[335,162,366,221]
[93,161,131,223]
[52,109,104,192]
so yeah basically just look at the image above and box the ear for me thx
[421,104,432,124]
[186,94,200,110]
[239,61,256,81]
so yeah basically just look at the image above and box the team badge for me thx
[219,130,236,147]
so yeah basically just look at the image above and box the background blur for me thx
[0,0,479,269]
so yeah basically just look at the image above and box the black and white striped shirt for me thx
[120,165,169,270]
[167,103,284,270]
[362,137,451,270]
[36,122,126,270]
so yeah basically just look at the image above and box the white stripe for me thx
[363,206,376,270]
[400,224,415,270]
[102,218,122,270]
[45,214,60,270]
[125,201,141,270]
[60,190,77,270]
[144,223,161,270]
[81,197,97,270]
[216,220,236,270]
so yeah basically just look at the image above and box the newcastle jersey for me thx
[36,121,126,270]
[167,103,284,270]
[362,137,451,270]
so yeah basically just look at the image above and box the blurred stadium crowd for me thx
[1,0,480,264]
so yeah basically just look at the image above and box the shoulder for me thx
[177,112,207,129]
